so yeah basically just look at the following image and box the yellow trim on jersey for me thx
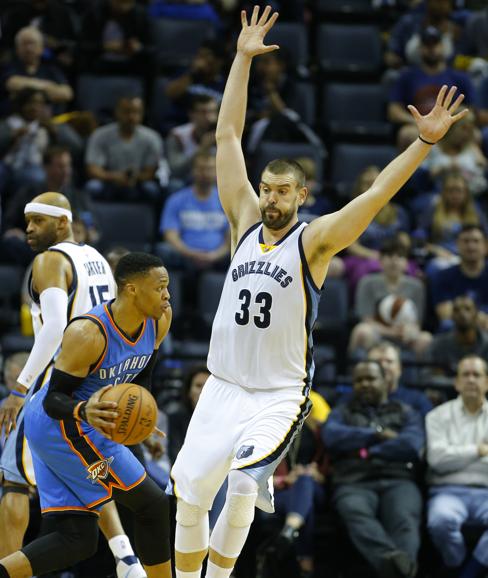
[259,243,278,254]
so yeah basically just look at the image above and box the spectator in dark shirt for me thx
[323,360,424,578]
[429,224,488,332]
[165,39,225,124]
[426,296,488,381]
[388,26,475,126]
[79,0,155,76]
[1,26,73,115]
[368,341,433,418]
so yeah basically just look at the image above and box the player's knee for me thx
[136,491,169,527]
[226,492,257,528]
[61,515,99,560]
[176,499,207,527]
[228,469,258,496]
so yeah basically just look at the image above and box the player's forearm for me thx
[216,52,252,142]
[366,138,431,211]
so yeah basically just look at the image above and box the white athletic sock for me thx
[176,570,202,578]
[205,560,233,578]
[108,534,135,559]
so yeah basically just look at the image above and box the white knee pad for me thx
[175,500,209,554]
[226,492,257,528]
[176,500,206,527]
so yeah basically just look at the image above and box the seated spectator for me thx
[148,0,221,25]
[0,88,54,196]
[0,26,73,116]
[343,166,413,294]
[166,94,218,189]
[426,296,488,381]
[322,360,424,578]
[165,39,225,123]
[4,146,98,244]
[429,224,488,332]
[349,239,431,358]
[388,26,475,126]
[384,0,464,69]
[458,7,488,70]
[0,0,78,73]
[0,352,30,403]
[263,391,329,578]
[245,51,324,155]
[415,170,488,273]
[79,0,155,76]
[85,96,164,203]
[422,111,487,197]
[157,151,230,271]
[295,157,332,223]
[426,355,488,578]
[368,341,433,418]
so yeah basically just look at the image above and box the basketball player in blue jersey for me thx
[169,6,469,578]
[0,193,147,578]
[0,252,173,578]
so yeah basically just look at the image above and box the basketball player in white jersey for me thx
[168,6,469,578]
[0,192,147,578]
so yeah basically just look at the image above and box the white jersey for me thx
[207,222,321,391]
[29,241,116,336]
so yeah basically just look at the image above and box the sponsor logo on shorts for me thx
[236,445,254,460]
[86,457,114,484]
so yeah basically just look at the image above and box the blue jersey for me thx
[73,301,157,401]
[24,301,157,514]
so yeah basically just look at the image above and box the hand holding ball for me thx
[98,383,158,445]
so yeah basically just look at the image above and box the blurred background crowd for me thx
[1,0,488,577]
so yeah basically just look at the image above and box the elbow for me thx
[216,126,238,144]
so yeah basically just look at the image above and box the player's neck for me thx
[110,297,146,338]
[55,232,75,245]
[262,218,299,246]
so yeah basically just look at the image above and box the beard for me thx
[260,205,295,230]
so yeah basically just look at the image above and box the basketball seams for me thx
[123,384,143,445]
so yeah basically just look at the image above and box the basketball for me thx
[99,383,157,445]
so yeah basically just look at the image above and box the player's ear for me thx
[298,186,308,206]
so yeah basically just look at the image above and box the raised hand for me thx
[408,85,469,144]
[237,5,279,58]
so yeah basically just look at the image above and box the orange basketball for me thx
[99,383,157,445]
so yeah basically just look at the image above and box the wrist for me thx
[11,390,27,399]
[418,135,437,146]
[73,401,87,422]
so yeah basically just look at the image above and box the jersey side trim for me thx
[233,222,261,256]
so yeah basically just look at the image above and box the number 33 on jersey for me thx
[208,222,321,391]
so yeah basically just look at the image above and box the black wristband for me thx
[79,401,87,422]
[418,135,436,146]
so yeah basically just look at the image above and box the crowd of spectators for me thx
[1,1,488,577]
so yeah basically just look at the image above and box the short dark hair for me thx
[13,87,45,111]
[114,252,164,290]
[457,355,488,376]
[43,146,70,166]
[263,158,306,188]
[190,94,217,110]
[457,224,486,239]
[354,359,387,380]
[380,238,408,258]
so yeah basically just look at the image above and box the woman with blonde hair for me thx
[414,169,488,271]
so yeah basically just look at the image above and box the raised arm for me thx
[303,85,469,288]
[215,6,279,252]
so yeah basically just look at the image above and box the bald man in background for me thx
[0,193,147,578]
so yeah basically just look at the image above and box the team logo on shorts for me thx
[236,445,254,460]
[86,457,114,484]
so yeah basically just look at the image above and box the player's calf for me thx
[0,484,30,557]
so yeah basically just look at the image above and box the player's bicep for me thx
[216,136,260,228]
[55,320,106,377]
[155,309,172,348]
[33,251,70,294]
